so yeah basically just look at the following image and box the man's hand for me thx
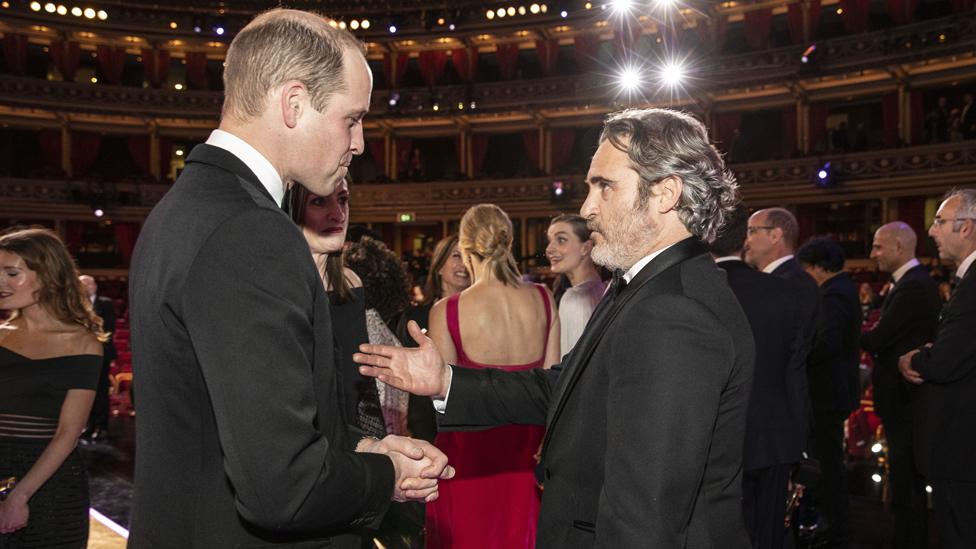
[355,320,452,398]
[358,435,455,503]
[899,349,925,385]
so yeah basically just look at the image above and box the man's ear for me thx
[655,176,683,214]
[279,81,307,129]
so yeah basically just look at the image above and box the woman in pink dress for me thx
[425,204,560,549]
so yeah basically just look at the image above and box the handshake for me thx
[356,435,455,503]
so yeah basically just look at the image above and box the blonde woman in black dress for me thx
[0,228,106,547]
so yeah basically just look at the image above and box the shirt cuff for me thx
[431,366,454,414]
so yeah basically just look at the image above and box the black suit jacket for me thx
[440,238,755,548]
[718,259,809,470]
[92,295,117,361]
[807,271,863,413]
[771,257,820,425]
[128,144,394,548]
[860,264,941,421]
[911,262,976,481]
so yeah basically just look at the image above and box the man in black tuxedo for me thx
[128,10,452,548]
[79,274,116,441]
[797,237,863,547]
[708,206,809,549]
[358,109,754,547]
[900,189,976,548]
[860,222,941,549]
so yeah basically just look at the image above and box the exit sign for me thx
[397,212,416,223]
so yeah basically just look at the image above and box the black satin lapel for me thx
[541,237,706,450]
[184,143,277,205]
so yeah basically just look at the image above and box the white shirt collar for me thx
[762,254,794,274]
[622,243,677,283]
[714,256,742,264]
[205,129,285,207]
[891,258,920,283]
[957,249,976,279]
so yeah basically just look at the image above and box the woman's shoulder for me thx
[63,326,103,357]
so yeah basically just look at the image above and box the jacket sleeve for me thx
[181,208,394,533]
[595,293,749,547]
[807,290,847,366]
[860,283,924,354]
[438,364,560,429]
[912,280,976,384]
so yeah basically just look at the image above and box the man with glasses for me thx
[900,188,976,549]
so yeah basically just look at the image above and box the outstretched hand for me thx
[354,320,452,398]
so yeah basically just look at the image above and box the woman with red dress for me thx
[425,204,560,548]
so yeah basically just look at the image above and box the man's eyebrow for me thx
[586,176,615,186]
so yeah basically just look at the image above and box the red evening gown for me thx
[425,285,551,549]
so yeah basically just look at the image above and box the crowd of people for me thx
[1,7,975,549]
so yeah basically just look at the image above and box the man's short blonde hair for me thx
[222,9,365,121]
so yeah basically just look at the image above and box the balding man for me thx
[901,189,976,548]
[861,222,941,549]
[128,10,452,548]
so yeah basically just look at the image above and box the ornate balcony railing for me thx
[0,12,972,120]
[3,141,974,220]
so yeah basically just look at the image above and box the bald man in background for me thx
[861,222,941,549]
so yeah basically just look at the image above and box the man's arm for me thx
[596,294,748,546]
[860,284,922,354]
[438,366,559,429]
[911,281,976,384]
[807,291,847,365]
[182,209,395,532]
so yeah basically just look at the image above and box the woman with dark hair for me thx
[546,214,606,355]
[424,204,560,549]
[0,227,107,546]
[288,180,386,439]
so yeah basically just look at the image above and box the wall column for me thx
[60,120,72,178]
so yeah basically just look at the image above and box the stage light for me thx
[609,0,635,16]
[388,93,399,107]
[193,25,201,32]
[653,0,677,8]
[457,101,464,110]
[530,3,540,13]
[871,443,883,453]
[585,2,593,9]
[497,7,506,17]
[96,9,106,19]
[215,26,225,35]
[550,180,567,202]
[2,2,10,7]
[71,6,81,15]
[507,6,516,16]
[617,65,643,93]
[561,9,568,17]
[801,44,817,63]
[175,148,185,157]
[350,20,359,30]
[818,168,828,179]
[449,23,456,30]
[925,485,932,494]
[871,473,882,483]
[44,2,55,12]
[328,19,337,28]
[487,9,495,19]
[361,19,370,29]
[169,21,178,29]
[30,1,41,10]
[469,100,477,109]
[518,6,527,15]
[83,7,95,18]
[432,103,440,111]
[437,17,445,25]
[814,161,838,187]
[174,83,184,90]
[93,208,104,218]
[658,59,686,88]
[541,4,548,12]
[388,24,397,33]
[56,5,66,15]
[90,76,98,83]
[338,21,346,29]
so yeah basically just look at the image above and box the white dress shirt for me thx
[205,129,285,207]
[891,258,921,283]
[762,254,794,274]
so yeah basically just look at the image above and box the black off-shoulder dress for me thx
[0,346,100,549]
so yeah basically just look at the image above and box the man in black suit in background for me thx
[901,188,976,548]
[797,237,863,548]
[358,108,755,548]
[708,206,810,549]
[79,274,116,441]
[861,221,941,549]
[128,10,452,548]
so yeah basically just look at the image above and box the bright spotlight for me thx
[487,9,495,19]
[518,6,526,15]
[83,7,95,18]
[617,65,643,92]
[609,0,635,15]
[871,443,883,453]
[653,0,677,9]
[56,4,66,15]
[44,2,55,12]
[801,44,817,64]
[96,9,106,20]
[350,20,359,30]
[361,20,370,29]
[30,1,41,11]
[530,3,540,13]
[925,485,932,494]
[93,208,104,218]
[818,169,828,179]
[871,473,883,483]
[497,7,506,17]
[658,60,686,88]
[71,6,81,15]
[541,4,548,12]
[175,148,185,156]
[449,23,455,30]
[388,24,397,33]
[215,26,225,35]
[560,10,568,17]
[174,83,184,90]
[507,6,516,16]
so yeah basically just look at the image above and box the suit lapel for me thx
[541,237,708,452]
[185,143,279,207]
